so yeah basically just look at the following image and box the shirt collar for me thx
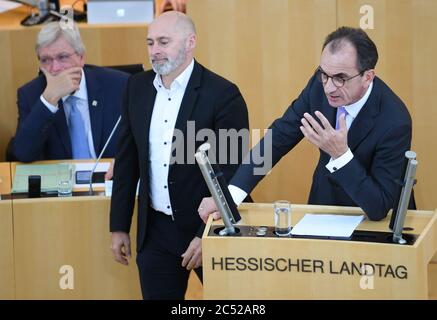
[62,68,88,102]
[153,59,194,92]
[344,81,373,119]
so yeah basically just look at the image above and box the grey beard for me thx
[152,60,173,75]
[151,46,187,76]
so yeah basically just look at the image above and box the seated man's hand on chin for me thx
[198,197,221,224]
[41,66,82,106]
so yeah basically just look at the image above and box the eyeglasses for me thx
[316,67,364,88]
[38,52,78,66]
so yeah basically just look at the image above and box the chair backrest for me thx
[106,64,144,75]
[5,137,18,162]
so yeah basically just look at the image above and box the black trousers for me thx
[136,208,203,300]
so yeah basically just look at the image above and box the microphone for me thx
[88,115,121,195]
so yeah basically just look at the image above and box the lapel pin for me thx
[92,100,98,107]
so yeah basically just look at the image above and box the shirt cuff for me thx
[325,148,354,173]
[40,95,58,113]
[228,185,248,206]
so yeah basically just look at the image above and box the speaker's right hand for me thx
[198,197,221,224]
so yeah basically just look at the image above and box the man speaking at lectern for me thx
[199,27,413,223]
[109,12,249,299]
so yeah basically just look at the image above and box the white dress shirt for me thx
[229,81,374,206]
[40,68,97,158]
[149,59,194,215]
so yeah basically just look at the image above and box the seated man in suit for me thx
[13,21,128,162]
[199,26,413,223]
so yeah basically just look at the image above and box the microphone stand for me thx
[392,151,418,244]
[195,143,238,236]
[88,116,121,195]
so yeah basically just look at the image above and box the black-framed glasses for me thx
[316,67,364,88]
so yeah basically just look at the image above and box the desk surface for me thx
[8,159,113,194]
[232,203,434,237]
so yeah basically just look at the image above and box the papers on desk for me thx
[290,213,365,239]
[12,163,73,193]
[0,1,21,14]
[11,162,110,193]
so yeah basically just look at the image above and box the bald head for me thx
[147,12,197,82]
[150,11,196,38]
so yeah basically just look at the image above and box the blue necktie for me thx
[68,96,91,159]
[335,106,347,130]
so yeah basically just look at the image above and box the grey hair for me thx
[35,22,86,55]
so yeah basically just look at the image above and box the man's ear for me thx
[186,34,196,51]
[364,69,375,84]
[79,53,86,68]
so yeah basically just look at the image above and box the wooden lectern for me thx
[202,203,437,299]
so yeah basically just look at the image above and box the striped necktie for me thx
[335,106,348,130]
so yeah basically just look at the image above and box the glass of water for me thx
[274,200,292,236]
[57,164,74,197]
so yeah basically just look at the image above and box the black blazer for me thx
[231,74,412,220]
[13,65,128,162]
[110,61,249,252]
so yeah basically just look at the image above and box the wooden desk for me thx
[12,195,202,299]
[8,158,202,299]
[0,162,12,195]
[13,196,141,299]
[0,199,15,299]
[203,203,437,299]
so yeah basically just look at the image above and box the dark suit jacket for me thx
[110,61,249,253]
[231,74,412,221]
[13,65,129,162]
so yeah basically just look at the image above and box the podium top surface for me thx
[206,202,436,246]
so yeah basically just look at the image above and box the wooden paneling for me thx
[0,200,15,299]
[410,0,437,210]
[0,162,11,195]
[337,0,437,210]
